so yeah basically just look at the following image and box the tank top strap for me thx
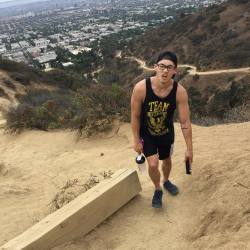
[145,78,152,97]
[172,80,178,106]
[173,81,178,94]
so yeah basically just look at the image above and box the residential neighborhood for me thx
[0,0,225,70]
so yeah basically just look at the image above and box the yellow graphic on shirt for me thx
[147,101,170,135]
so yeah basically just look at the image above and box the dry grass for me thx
[50,170,114,212]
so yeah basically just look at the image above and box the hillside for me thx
[126,0,250,70]
[0,59,130,132]
[0,122,249,249]
[0,0,250,131]
[180,72,250,124]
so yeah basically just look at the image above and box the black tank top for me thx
[140,77,178,140]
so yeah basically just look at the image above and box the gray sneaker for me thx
[163,180,179,196]
[152,189,163,208]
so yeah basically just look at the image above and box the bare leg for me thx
[146,154,161,190]
[161,157,172,182]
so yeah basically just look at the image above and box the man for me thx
[131,51,193,208]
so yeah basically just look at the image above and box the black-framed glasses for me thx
[157,63,175,71]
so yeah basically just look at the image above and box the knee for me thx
[148,162,159,171]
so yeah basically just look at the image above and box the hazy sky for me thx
[0,0,18,2]
[0,0,44,3]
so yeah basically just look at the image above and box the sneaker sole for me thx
[166,189,179,196]
[152,203,162,208]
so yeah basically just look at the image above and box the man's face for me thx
[154,59,177,83]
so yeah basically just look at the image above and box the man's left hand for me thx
[185,150,193,163]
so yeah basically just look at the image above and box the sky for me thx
[0,0,48,7]
[0,0,46,3]
[0,0,19,2]
[0,0,32,2]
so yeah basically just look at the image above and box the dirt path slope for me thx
[0,122,250,249]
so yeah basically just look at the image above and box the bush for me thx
[188,86,207,115]
[5,104,35,132]
[191,113,221,126]
[5,84,131,134]
[3,78,16,90]
[229,81,250,107]
[190,33,207,46]
[222,30,238,42]
[207,90,231,118]
[9,72,30,85]
[175,68,189,82]
[0,87,7,98]
[224,50,248,67]
[192,74,200,81]
[223,104,250,123]
[0,58,33,73]
[43,69,73,89]
[209,14,220,22]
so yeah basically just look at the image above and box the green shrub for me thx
[209,14,220,22]
[3,78,16,90]
[0,58,33,73]
[43,69,73,88]
[190,33,207,46]
[192,74,200,81]
[0,87,7,98]
[10,72,30,85]
[5,84,131,134]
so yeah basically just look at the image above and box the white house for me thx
[35,52,57,64]
[11,43,21,50]
[19,41,30,48]
[0,45,7,54]
[34,38,50,48]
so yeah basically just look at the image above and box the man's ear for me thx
[172,68,177,79]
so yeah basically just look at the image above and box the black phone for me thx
[185,159,192,175]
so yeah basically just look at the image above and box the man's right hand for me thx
[133,140,143,154]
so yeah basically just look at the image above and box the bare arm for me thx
[131,80,145,153]
[177,84,193,162]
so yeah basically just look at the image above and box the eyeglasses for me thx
[157,64,175,71]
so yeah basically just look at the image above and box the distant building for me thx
[70,47,92,55]
[11,43,21,50]
[35,52,57,64]
[23,34,31,39]
[34,38,50,48]
[0,45,7,54]
[27,47,41,57]
[69,31,82,38]
[49,34,62,42]
[11,51,27,63]
[62,62,74,67]
[0,34,8,40]
[19,41,30,48]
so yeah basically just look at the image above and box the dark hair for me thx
[156,51,178,67]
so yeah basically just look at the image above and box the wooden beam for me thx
[1,168,141,250]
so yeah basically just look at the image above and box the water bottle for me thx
[135,153,146,174]
[185,159,192,175]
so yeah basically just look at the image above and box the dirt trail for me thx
[0,122,249,249]
[129,57,250,75]
[0,123,198,250]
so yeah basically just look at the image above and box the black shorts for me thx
[141,134,174,160]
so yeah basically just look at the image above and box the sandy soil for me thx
[0,121,250,250]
